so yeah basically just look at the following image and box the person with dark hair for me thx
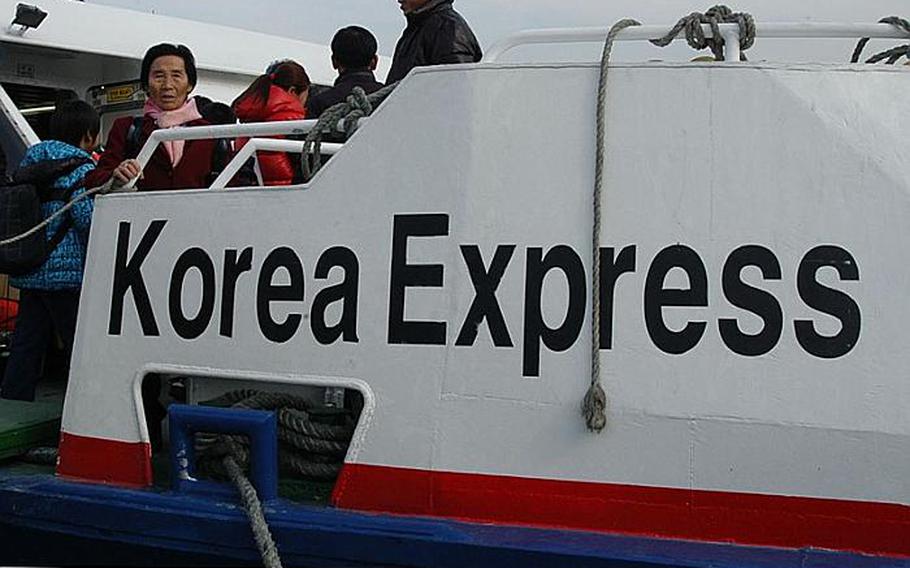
[231,59,310,186]
[386,0,482,85]
[1,100,99,401]
[306,26,385,119]
[194,96,237,126]
[83,43,218,191]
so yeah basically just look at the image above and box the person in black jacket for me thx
[386,0,482,85]
[307,26,385,119]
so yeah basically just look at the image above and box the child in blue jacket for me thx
[1,100,100,401]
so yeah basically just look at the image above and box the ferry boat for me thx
[0,5,909,567]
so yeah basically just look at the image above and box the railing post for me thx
[723,28,741,61]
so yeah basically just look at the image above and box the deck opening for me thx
[144,373,363,505]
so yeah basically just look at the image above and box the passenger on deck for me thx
[84,43,218,191]
[306,26,384,119]
[232,60,310,186]
[386,0,482,85]
[1,101,99,402]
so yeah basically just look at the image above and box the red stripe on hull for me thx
[332,463,910,558]
[56,432,152,488]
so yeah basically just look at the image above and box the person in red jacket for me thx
[84,43,217,191]
[232,60,310,186]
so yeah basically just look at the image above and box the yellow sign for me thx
[106,85,136,104]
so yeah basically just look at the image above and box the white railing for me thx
[483,22,910,63]
[126,118,365,190]
[209,138,343,189]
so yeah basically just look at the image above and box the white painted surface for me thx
[0,0,338,82]
[65,61,910,504]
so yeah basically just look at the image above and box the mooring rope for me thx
[0,181,116,248]
[649,5,756,61]
[197,389,353,481]
[851,16,910,64]
[583,18,640,434]
[584,6,755,433]
[20,446,58,465]
[300,83,398,182]
[221,439,284,568]
[198,389,355,567]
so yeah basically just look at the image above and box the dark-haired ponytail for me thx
[232,60,311,109]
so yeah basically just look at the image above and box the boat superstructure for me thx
[1,15,909,568]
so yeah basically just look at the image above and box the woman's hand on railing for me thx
[111,159,142,188]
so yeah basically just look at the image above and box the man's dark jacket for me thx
[386,0,482,85]
[306,70,384,118]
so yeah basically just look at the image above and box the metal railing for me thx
[483,22,910,63]
[126,118,365,190]
[209,138,342,189]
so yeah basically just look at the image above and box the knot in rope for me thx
[301,82,398,182]
[340,88,373,137]
[851,16,910,64]
[650,5,755,61]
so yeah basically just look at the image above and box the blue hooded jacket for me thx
[10,140,96,291]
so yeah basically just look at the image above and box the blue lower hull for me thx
[0,469,905,568]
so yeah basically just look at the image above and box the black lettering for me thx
[599,245,637,350]
[522,246,586,377]
[456,245,515,347]
[220,248,253,338]
[388,214,448,345]
[795,246,861,359]
[311,247,360,344]
[108,220,166,336]
[168,248,216,340]
[257,247,304,343]
[719,245,783,356]
[644,245,708,355]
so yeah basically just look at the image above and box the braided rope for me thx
[300,82,398,182]
[0,181,116,248]
[278,408,353,441]
[650,5,755,61]
[20,446,58,465]
[279,428,348,457]
[851,17,910,64]
[198,389,354,478]
[229,391,311,412]
[222,448,283,568]
[583,19,640,434]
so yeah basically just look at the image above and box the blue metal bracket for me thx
[168,404,278,501]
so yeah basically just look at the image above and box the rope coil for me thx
[851,16,910,64]
[197,390,354,481]
[301,83,398,182]
[650,5,755,61]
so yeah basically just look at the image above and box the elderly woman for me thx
[84,43,218,191]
